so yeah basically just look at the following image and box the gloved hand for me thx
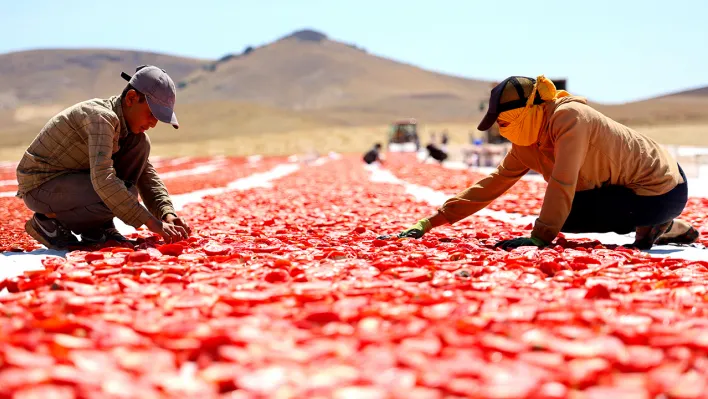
[495,236,547,250]
[397,218,432,239]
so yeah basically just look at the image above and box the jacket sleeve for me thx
[87,115,153,228]
[137,159,177,220]
[532,106,591,243]
[438,149,529,224]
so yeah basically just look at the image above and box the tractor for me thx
[387,118,420,152]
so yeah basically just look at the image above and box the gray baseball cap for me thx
[121,65,179,129]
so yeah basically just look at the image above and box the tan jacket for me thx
[439,96,683,243]
[16,96,175,228]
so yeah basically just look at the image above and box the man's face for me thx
[123,90,158,134]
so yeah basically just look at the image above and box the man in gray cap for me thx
[16,65,191,249]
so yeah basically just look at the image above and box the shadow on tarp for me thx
[1,248,68,258]
[646,248,686,256]
[0,248,68,282]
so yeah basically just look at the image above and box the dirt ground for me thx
[1,121,707,163]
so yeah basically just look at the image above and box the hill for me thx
[0,48,206,119]
[0,49,207,148]
[0,49,206,108]
[657,85,708,98]
[594,96,708,126]
[176,30,492,125]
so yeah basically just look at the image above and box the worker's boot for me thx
[655,219,700,245]
[629,221,673,250]
[25,213,79,250]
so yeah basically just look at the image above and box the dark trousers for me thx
[22,133,150,234]
[562,165,688,234]
[363,149,379,164]
[426,144,448,162]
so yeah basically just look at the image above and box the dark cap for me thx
[477,76,543,131]
[121,65,179,129]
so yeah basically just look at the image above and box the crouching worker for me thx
[394,76,698,250]
[363,143,385,165]
[16,65,192,249]
[423,143,449,164]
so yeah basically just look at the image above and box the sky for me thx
[2,0,707,104]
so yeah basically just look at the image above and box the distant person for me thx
[463,137,483,168]
[413,132,421,151]
[423,143,449,165]
[440,130,450,152]
[392,76,698,250]
[441,130,449,146]
[16,65,192,249]
[363,143,384,165]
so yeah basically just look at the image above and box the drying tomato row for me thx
[2,156,287,197]
[681,198,708,247]
[0,162,17,182]
[153,156,286,196]
[383,153,547,216]
[1,155,706,398]
[0,197,43,252]
[383,153,708,246]
[149,156,226,174]
[0,157,289,252]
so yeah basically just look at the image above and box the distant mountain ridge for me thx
[1,28,708,149]
[0,49,206,110]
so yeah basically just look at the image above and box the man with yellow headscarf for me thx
[393,76,698,250]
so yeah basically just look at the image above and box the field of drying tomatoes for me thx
[0,154,707,399]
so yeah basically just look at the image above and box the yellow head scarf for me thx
[497,75,571,146]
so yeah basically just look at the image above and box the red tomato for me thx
[84,252,107,263]
[12,385,76,399]
[127,250,151,263]
[93,268,122,277]
[178,253,207,262]
[157,243,184,256]
[585,284,612,299]
[104,256,127,267]
[264,269,290,283]
[141,265,163,275]
[385,267,432,282]
[41,256,66,271]
[204,243,231,256]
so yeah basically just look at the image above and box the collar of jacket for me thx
[110,95,130,139]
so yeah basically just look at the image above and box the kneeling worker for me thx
[423,143,449,165]
[395,76,698,250]
[16,65,191,249]
[363,143,385,165]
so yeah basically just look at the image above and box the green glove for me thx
[495,236,547,250]
[398,218,432,239]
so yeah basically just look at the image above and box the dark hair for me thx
[121,84,146,102]
[374,142,382,149]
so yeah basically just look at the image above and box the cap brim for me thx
[477,110,498,131]
[146,97,179,129]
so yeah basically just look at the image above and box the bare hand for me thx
[164,214,192,236]
[146,218,188,243]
